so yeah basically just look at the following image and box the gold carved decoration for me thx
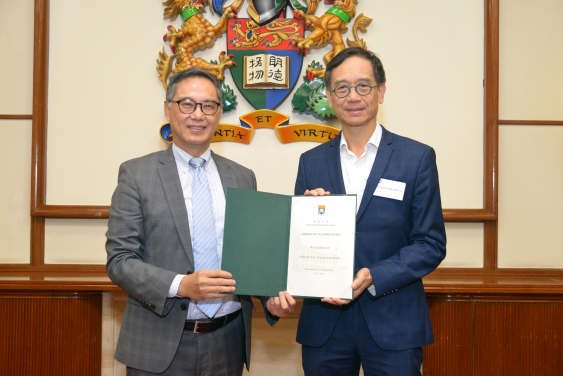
[156,0,243,89]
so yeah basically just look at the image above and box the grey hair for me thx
[324,47,386,89]
[165,68,223,104]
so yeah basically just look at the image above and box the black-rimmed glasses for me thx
[329,82,381,98]
[171,99,222,115]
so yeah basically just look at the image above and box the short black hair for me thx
[166,68,223,104]
[324,47,386,88]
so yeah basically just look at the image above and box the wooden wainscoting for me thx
[423,296,474,375]
[423,286,563,375]
[0,290,102,376]
[1,272,563,375]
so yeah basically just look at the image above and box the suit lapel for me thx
[356,126,394,221]
[157,147,194,266]
[327,134,346,195]
[212,151,235,194]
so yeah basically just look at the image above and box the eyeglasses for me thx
[329,82,381,98]
[171,99,221,115]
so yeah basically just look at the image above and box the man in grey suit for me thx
[106,68,284,375]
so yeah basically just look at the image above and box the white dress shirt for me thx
[168,143,241,319]
[340,123,382,295]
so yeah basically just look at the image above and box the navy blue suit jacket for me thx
[294,126,446,351]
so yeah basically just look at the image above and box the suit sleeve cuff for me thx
[168,274,185,298]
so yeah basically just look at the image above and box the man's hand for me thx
[266,291,296,317]
[304,188,330,196]
[351,268,373,299]
[177,270,236,300]
[321,268,373,305]
[320,297,352,305]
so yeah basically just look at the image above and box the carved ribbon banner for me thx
[160,109,340,145]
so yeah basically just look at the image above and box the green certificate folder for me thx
[222,187,356,299]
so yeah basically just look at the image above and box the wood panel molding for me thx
[0,115,33,119]
[31,0,49,215]
[0,264,107,273]
[31,216,45,266]
[30,205,494,222]
[499,120,563,126]
[483,220,498,269]
[431,268,563,277]
[482,0,500,272]
[442,209,495,222]
[1,271,563,294]
[32,205,110,218]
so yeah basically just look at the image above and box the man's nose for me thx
[191,104,205,118]
[347,88,362,101]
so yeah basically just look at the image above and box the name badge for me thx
[374,179,406,201]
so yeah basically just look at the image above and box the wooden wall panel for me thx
[0,292,102,376]
[475,300,563,376]
[423,296,474,376]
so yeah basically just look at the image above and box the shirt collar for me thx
[172,143,212,171]
[340,122,382,154]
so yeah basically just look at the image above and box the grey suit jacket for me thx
[106,147,271,373]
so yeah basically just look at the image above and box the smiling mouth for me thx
[346,108,364,113]
[188,126,205,130]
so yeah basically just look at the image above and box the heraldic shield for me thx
[227,18,304,110]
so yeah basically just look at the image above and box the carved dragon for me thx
[156,0,240,89]
[230,19,301,48]
[293,0,372,78]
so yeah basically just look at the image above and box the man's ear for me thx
[164,101,171,122]
[326,87,334,109]
[377,83,386,104]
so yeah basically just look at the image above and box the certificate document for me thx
[287,196,357,299]
[222,188,357,299]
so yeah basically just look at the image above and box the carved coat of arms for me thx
[227,18,304,110]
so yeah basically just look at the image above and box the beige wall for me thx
[1,0,563,375]
[0,120,32,264]
[0,1,34,115]
[497,125,563,268]
[499,0,563,120]
[42,0,486,264]
[0,0,34,264]
[497,0,563,268]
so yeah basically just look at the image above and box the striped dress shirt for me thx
[168,144,241,319]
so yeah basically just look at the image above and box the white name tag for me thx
[374,178,406,201]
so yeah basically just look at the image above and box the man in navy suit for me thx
[288,47,447,375]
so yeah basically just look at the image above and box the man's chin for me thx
[342,117,369,127]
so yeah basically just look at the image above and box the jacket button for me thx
[150,304,156,309]
[181,303,187,311]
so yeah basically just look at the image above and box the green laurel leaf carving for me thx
[306,78,325,96]
[292,78,324,112]
[221,82,237,112]
[292,84,311,112]
[292,61,335,119]
[310,60,323,70]
[312,97,335,119]
[306,82,327,109]
[302,60,324,81]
